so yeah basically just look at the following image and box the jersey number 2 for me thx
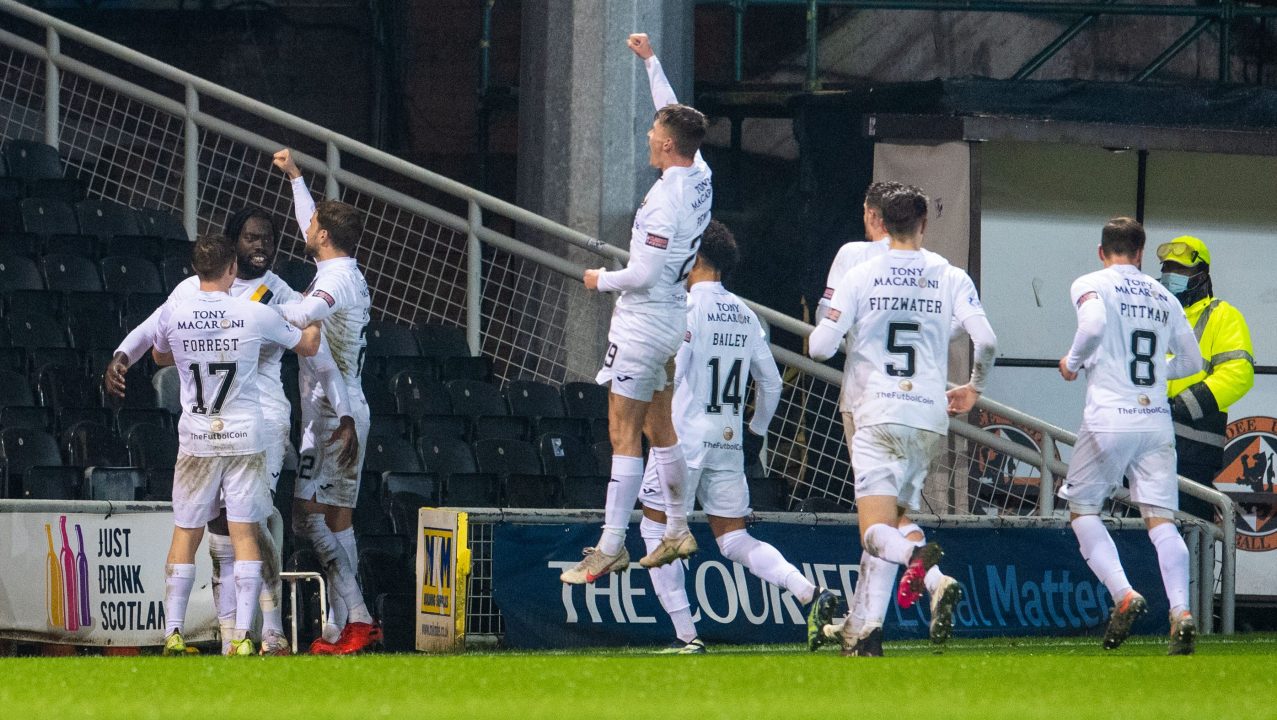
[188,362,238,415]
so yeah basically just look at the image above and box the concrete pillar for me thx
[517,0,695,381]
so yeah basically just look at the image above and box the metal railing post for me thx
[733,0,745,82]
[1038,434,1055,516]
[1200,527,1215,634]
[325,141,341,200]
[466,200,483,356]
[183,84,199,244]
[1219,0,1234,83]
[1221,515,1235,633]
[1185,525,1201,623]
[805,0,821,91]
[43,27,59,148]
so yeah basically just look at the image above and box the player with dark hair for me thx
[1057,216,1203,655]
[816,180,906,322]
[639,220,837,653]
[152,235,320,656]
[562,32,713,583]
[809,185,996,656]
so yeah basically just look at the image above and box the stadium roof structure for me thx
[699,78,1277,155]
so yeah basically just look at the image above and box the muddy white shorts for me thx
[172,451,271,528]
[851,423,943,512]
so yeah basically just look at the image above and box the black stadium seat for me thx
[362,435,424,475]
[136,207,189,243]
[445,379,506,418]
[1,427,63,498]
[20,197,79,237]
[100,255,163,295]
[75,200,141,245]
[64,421,129,467]
[413,323,469,359]
[415,414,468,443]
[85,467,142,502]
[2,140,62,180]
[9,289,63,317]
[473,438,543,477]
[538,433,600,479]
[37,366,100,409]
[126,423,178,471]
[20,465,81,500]
[159,255,193,292]
[471,415,529,442]
[0,254,45,291]
[390,371,450,420]
[0,369,36,407]
[42,253,103,292]
[365,321,420,358]
[506,380,566,419]
[8,311,69,349]
[562,381,609,420]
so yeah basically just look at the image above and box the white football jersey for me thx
[819,238,889,313]
[155,292,303,456]
[824,248,986,433]
[161,272,301,425]
[673,282,777,471]
[612,161,712,316]
[1069,264,1190,432]
[298,256,371,417]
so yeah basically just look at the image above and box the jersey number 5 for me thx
[188,362,238,415]
[885,321,920,377]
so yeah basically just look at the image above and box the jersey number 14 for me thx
[705,357,743,415]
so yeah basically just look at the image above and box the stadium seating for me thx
[19,465,80,500]
[136,207,189,243]
[0,254,44,291]
[100,255,163,295]
[2,140,63,181]
[0,427,63,498]
[362,435,424,475]
[84,466,142,501]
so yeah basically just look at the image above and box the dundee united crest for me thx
[1216,417,1277,552]
[968,410,1059,515]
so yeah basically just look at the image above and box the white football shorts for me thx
[294,411,371,509]
[1059,428,1178,515]
[850,422,942,512]
[172,451,272,528]
[595,307,683,402]
[639,463,751,519]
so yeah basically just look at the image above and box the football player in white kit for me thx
[273,149,377,654]
[151,236,320,655]
[108,217,355,655]
[815,180,903,323]
[809,186,997,656]
[636,221,839,653]
[1056,217,1203,655]
[561,33,712,583]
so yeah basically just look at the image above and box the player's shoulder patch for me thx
[827,308,842,323]
[250,284,274,305]
[1075,290,1099,308]
[822,286,835,300]
[645,233,669,250]
[312,289,336,307]
[684,330,692,343]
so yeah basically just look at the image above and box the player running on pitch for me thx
[154,236,320,656]
[638,220,838,653]
[1057,216,1203,655]
[561,32,712,583]
[809,185,997,656]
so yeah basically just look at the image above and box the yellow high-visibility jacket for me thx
[1167,295,1254,471]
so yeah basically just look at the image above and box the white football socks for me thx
[641,518,697,642]
[257,512,285,638]
[863,523,918,565]
[301,513,354,631]
[599,455,644,556]
[163,563,196,636]
[717,529,816,605]
[1071,514,1133,600]
[232,560,263,640]
[1149,523,1190,614]
[652,445,690,538]
[858,551,898,630]
[207,532,236,646]
[333,527,373,624]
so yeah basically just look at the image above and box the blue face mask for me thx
[1160,273,1190,295]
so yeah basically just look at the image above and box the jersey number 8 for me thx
[1129,330,1156,386]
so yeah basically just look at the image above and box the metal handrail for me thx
[0,0,1234,632]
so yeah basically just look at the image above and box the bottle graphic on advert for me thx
[59,515,79,631]
[45,523,64,628]
[76,523,91,628]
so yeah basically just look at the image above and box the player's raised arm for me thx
[273,148,316,237]
[629,33,678,110]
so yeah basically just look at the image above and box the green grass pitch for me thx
[3,634,1274,719]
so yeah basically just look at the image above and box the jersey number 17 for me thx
[188,362,238,415]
